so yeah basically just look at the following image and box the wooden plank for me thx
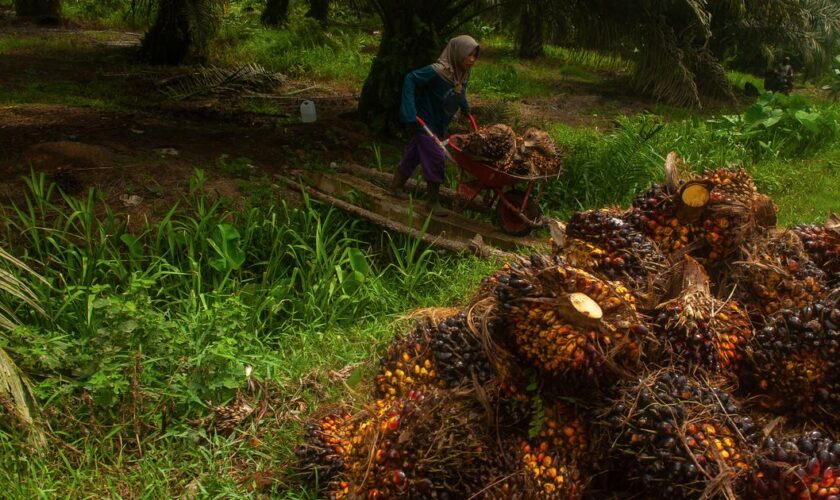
[290,170,544,251]
[277,175,516,259]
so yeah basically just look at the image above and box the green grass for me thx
[212,16,376,85]
[0,171,501,497]
[0,81,127,110]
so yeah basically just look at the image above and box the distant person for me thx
[390,35,480,215]
[777,57,794,82]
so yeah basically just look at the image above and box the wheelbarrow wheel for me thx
[497,189,540,236]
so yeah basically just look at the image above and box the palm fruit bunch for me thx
[492,254,648,384]
[461,123,517,168]
[738,296,840,424]
[627,182,703,254]
[516,401,589,499]
[295,408,357,490]
[732,230,827,317]
[653,257,752,376]
[793,216,840,286]
[330,388,492,499]
[209,391,254,434]
[375,312,495,400]
[597,371,759,498]
[751,431,840,499]
[704,167,758,204]
[510,127,563,177]
[565,208,669,305]
[698,168,764,262]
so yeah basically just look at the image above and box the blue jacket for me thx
[399,65,469,139]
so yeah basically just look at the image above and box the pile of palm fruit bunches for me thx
[457,123,564,178]
[294,153,840,499]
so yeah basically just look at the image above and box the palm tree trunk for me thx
[515,1,545,59]
[140,0,192,65]
[305,0,329,25]
[261,0,290,27]
[14,0,61,21]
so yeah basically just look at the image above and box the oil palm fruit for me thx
[627,183,703,254]
[295,408,356,490]
[565,208,669,308]
[330,389,493,499]
[462,123,517,168]
[598,371,758,498]
[794,215,840,286]
[732,230,826,317]
[653,257,752,376]
[492,254,647,385]
[517,401,589,498]
[699,168,765,263]
[375,312,494,400]
[751,431,840,499]
[738,296,840,424]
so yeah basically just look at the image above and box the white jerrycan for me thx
[300,100,317,123]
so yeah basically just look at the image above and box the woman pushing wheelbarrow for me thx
[390,35,480,216]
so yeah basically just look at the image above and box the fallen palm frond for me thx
[0,245,48,449]
[158,63,286,100]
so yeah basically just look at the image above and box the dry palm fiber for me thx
[564,208,670,309]
[325,387,503,499]
[737,293,840,425]
[653,256,752,377]
[751,430,840,499]
[595,370,759,499]
[794,214,840,286]
[730,230,827,318]
[375,311,495,400]
[487,253,649,386]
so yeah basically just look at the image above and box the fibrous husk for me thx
[595,371,759,499]
[653,256,752,377]
[738,294,840,425]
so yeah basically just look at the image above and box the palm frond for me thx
[0,246,47,448]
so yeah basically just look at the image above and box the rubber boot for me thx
[390,170,409,199]
[426,183,448,216]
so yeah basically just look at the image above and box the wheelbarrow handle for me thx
[467,113,478,132]
[415,116,456,164]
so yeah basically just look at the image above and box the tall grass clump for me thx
[543,116,666,218]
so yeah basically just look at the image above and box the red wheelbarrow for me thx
[417,115,558,236]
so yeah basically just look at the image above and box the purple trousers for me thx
[397,133,445,184]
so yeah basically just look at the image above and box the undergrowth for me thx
[0,171,499,497]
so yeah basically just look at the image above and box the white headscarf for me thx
[431,35,479,94]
